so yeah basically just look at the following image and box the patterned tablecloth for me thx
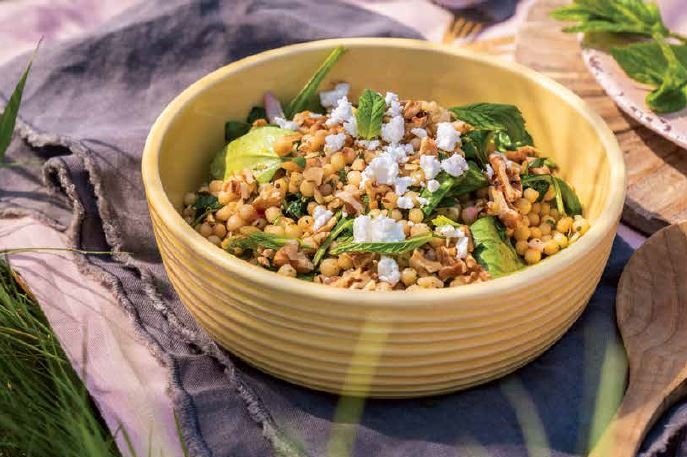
[0,1,645,456]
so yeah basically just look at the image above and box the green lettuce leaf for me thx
[223,126,294,183]
[470,216,524,278]
[355,89,385,139]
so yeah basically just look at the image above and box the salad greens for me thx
[420,162,489,216]
[221,126,294,183]
[313,216,353,265]
[285,46,346,118]
[470,216,524,278]
[192,193,222,224]
[552,0,687,113]
[329,233,434,256]
[521,174,582,216]
[355,89,386,140]
[460,129,493,167]
[282,193,310,219]
[450,103,533,151]
[227,231,312,251]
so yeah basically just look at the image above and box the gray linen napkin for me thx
[1,1,685,456]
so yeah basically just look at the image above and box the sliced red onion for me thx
[264,91,285,122]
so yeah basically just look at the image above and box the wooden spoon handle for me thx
[589,378,672,457]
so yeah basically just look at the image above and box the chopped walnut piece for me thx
[273,241,314,273]
[487,186,522,229]
[410,248,442,275]
[488,153,522,203]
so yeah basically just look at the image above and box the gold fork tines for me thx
[443,16,485,44]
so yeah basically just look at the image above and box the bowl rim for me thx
[142,37,626,306]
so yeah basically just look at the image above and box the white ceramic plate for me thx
[581,0,687,149]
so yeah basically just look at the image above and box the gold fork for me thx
[442,16,485,44]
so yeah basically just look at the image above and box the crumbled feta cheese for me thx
[320,83,350,109]
[361,154,399,187]
[326,97,354,128]
[324,132,346,154]
[486,164,494,180]
[384,144,410,163]
[381,115,405,144]
[313,206,334,231]
[435,225,465,239]
[420,155,442,180]
[417,196,429,206]
[378,256,401,286]
[394,176,414,196]
[441,154,469,177]
[353,215,405,243]
[456,236,469,259]
[436,122,461,151]
[396,195,414,209]
[385,92,402,117]
[411,127,428,139]
[273,116,298,130]
[308,112,323,119]
[427,179,440,193]
[356,139,381,151]
[343,118,357,137]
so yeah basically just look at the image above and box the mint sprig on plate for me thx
[553,0,687,114]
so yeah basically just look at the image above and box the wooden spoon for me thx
[590,222,687,457]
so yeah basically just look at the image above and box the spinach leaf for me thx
[0,44,37,162]
[282,193,310,219]
[285,46,346,118]
[646,36,687,113]
[227,232,311,251]
[224,126,294,183]
[313,216,353,265]
[329,233,434,256]
[470,216,524,278]
[192,193,222,223]
[246,106,267,124]
[225,121,251,142]
[355,89,385,139]
[421,162,489,216]
[460,130,492,167]
[551,0,669,37]
[450,103,533,150]
[521,175,583,216]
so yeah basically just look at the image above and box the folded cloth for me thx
[0,1,684,456]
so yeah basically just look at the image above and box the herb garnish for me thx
[450,103,533,151]
[313,216,353,265]
[329,233,434,256]
[282,193,310,219]
[552,0,687,113]
[226,232,311,251]
[470,216,524,278]
[521,174,582,216]
[420,163,489,216]
[285,46,346,118]
[355,89,386,139]
[192,193,222,224]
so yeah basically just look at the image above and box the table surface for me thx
[0,1,646,456]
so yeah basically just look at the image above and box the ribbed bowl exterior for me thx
[142,39,626,398]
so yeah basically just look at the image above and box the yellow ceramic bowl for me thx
[142,38,625,398]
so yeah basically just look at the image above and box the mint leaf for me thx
[470,216,524,278]
[0,44,38,163]
[552,0,669,37]
[285,46,346,118]
[450,103,533,150]
[420,162,489,216]
[329,233,433,256]
[225,120,251,142]
[355,89,385,139]
[521,174,583,216]
[460,130,492,167]
[646,36,687,113]
[192,193,222,223]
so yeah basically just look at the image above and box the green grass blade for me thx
[0,41,39,163]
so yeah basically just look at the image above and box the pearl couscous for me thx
[181,46,589,291]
